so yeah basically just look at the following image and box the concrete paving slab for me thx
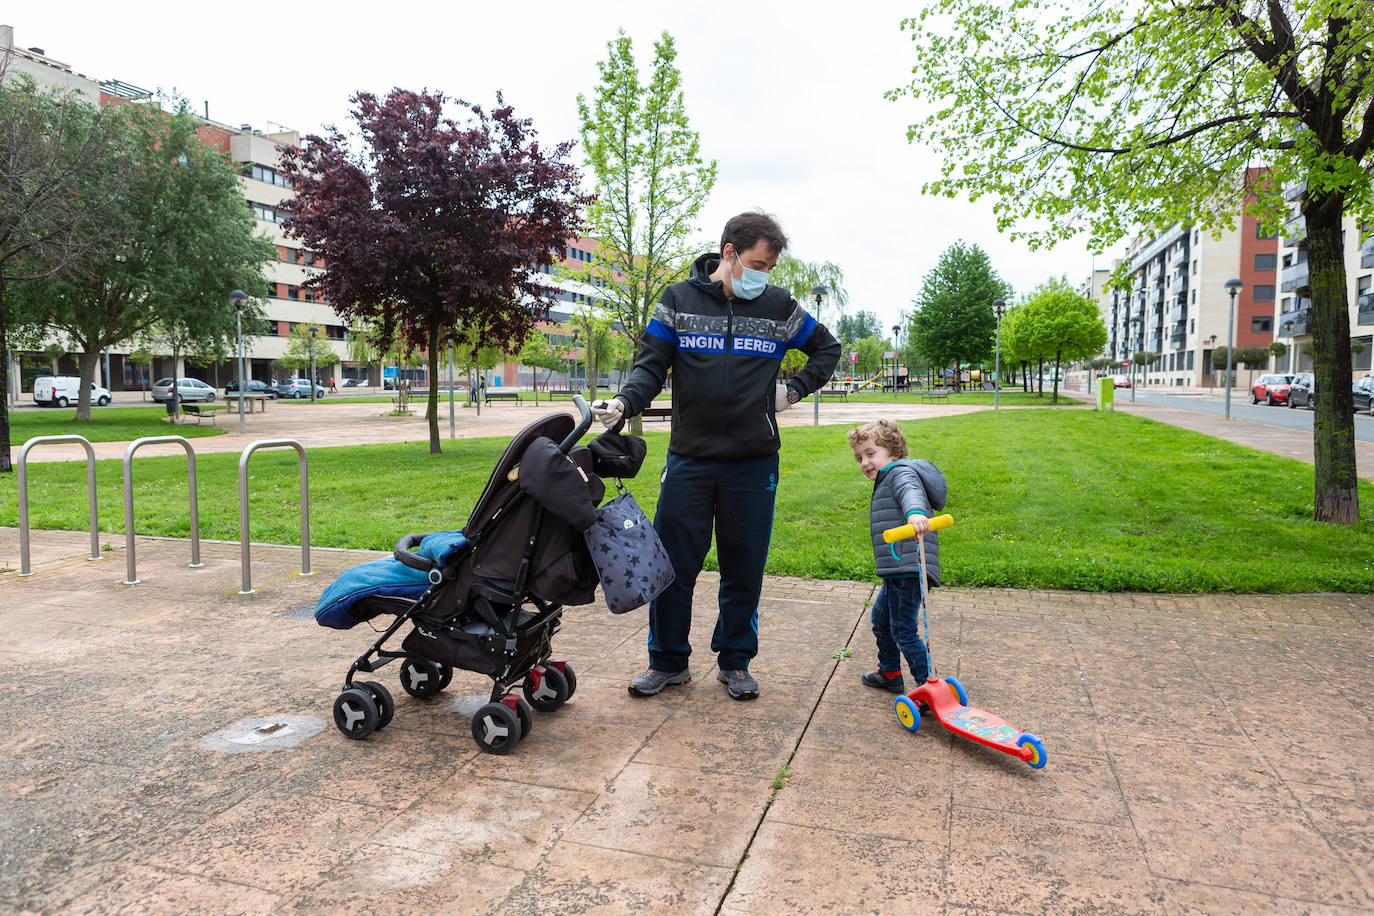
[1,527,1372,912]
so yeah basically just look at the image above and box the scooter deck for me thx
[900,677,1046,767]
[942,705,1021,747]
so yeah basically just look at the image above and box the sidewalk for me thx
[1063,387,1374,481]
[1,528,1371,913]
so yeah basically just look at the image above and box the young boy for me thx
[848,419,948,695]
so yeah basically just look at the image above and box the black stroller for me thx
[313,396,606,754]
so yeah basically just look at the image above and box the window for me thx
[1254,253,1277,271]
[1359,275,1371,295]
[251,202,279,223]
[1253,284,1276,301]
[1256,222,1277,239]
[1192,259,1198,275]
[1190,319,1195,333]
[245,163,292,188]
[1252,316,1274,333]
[1187,351,1195,370]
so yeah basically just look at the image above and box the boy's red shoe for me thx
[861,669,906,694]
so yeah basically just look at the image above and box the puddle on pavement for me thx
[199,715,327,753]
[447,694,488,717]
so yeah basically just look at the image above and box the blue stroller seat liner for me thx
[314,530,468,629]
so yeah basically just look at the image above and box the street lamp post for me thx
[1224,278,1242,420]
[811,285,828,425]
[230,290,247,432]
[992,299,1006,410]
[309,326,319,405]
[891,324,901,405]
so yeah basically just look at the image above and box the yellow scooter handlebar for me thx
[882,513,953,544]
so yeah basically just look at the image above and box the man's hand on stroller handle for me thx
[592,397,625,428]
[883,513,953,543]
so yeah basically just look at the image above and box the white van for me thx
[32,376,112,408]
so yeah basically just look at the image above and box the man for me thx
[594,211,840,700]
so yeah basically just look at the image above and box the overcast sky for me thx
[16,0,1100,335]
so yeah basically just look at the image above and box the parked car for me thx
[151,377,217,403]
[1354,375,1374,414]
[225,378,277,399]
[1251,373,1294,406]
[340,378,366,388]
[276,377,326,399]
[1109,376,1132,389]
[32,376,111,408]
[1288,372,1315,409]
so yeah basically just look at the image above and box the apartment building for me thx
[1,25,346,392]
[1275,183,1374,377]
[1101,171,1279,388]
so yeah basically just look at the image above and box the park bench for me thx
[640,406,672,422]
[484,391,521,406]
[920,388,952,404]
[819,388,848,401]
[546,388,577,399]
[179,403,226,425]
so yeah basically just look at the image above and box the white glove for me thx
[592,397,626,428]
[775,382,794,411]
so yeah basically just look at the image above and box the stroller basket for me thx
[315,397,603,755]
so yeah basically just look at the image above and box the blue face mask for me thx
[729,251,768,300]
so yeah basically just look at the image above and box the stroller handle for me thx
[883,513,954,544]
[559,394,593,452]
[394,532,434,572]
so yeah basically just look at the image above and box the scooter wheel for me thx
[944,676,968,706]
[894,695,921,732]
[1017,733,1047,769]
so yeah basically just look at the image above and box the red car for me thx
[1251,373,1295,406]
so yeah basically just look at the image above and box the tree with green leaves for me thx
[0,70,127,470]
[277,324,340,378]
[517,328,570,405]
[892,0,1372,522]
[835,310,881,350]
[14,96,272,421]
[577,29,716,432]
[1016,279,1109,403]
[769,256,850,325]
[566,308,627,403]
[909,242,1011,389]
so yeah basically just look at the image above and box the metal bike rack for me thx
[121,436,201,585]
[16,435,101,577]
[238,438,312,595]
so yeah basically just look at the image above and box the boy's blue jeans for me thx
[871,576,929,683]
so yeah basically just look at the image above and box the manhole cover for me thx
[199,715,326,753]
[281,605,315,619]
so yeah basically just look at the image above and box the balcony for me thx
[1278,307,1310,338]
[1171,274,1188,295]
[1153,286,1166,305]
[1359,293,1374,327]
[1280,258,1309,293]
[1362,237,1374,269]
[1170,331,1186,350]
[1169,304,1187,323]
[1284,181,1306,202]
[1171,246,1189,267]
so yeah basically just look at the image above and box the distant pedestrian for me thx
[328,377,336,393]
[849,419,947,696]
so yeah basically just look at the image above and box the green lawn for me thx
[10,406,225,445]
[4,409,1371,592]
[837,390,1084,406]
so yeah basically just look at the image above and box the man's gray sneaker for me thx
[717,668,758,701]
[628,667,691,697]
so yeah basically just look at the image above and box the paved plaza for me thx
[1,526,1371,913]
[3,397,1373,912]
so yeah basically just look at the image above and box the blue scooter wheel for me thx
[894,695,921,732]
[944,676,968,706]
[1017,732,1047,769]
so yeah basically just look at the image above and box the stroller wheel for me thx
[550,661,577,699]
[399,658,443,699]
[358,681,394,729]
[472,702,520,755]
[437,662,454,691]
[512,697,534,740]
[523,665,570,713]
[333,688,380,740]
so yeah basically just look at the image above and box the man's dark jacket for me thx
[616,252,842,460]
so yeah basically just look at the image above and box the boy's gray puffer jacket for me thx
[868,459,948,584]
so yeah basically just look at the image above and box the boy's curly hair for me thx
[848,419,908,459]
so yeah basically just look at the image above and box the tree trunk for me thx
[1305,195,1359,523]
[0,273,12,473]
[427,322,441,455]
[1051,350,1062,404]
[74,348,103,421]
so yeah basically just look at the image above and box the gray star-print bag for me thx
[583,484,675,614]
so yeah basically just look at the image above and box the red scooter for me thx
[882,514,1046,769]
